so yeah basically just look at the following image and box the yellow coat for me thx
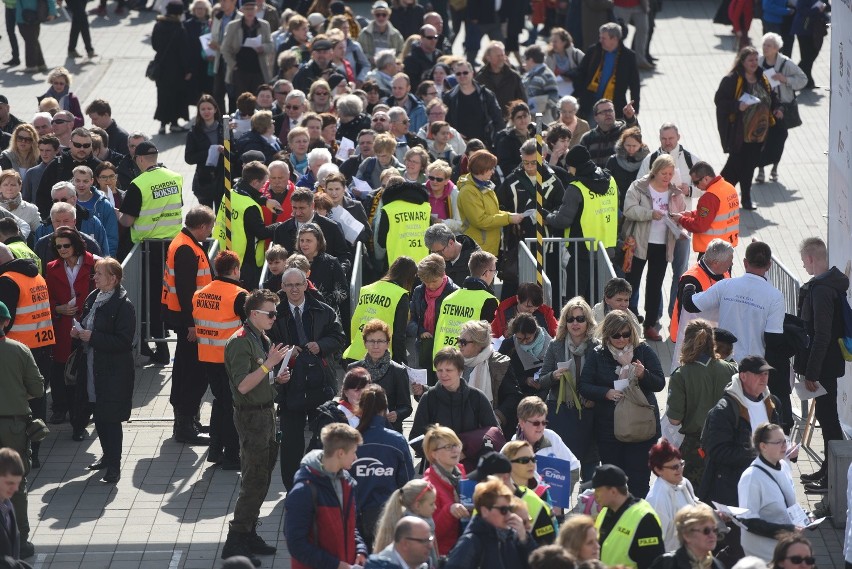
[457,174,510,256]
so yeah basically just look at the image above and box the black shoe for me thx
[4,57,20,66]
[31,456,40,469]
[247,526,277,555]
[72,430,86,441]
[174,416,210,445]
[49,411,67,424]
[220,456,241,471]
[741,203,758,211]
[222,532,261,566]
[801,468,826,482]
[102,467,120,483]
[20,541,34,559]
[804,478,828,494]
[140,343,155,357]
[194,416,210,433]
[151,345,170,365]
[207,446,223,464]
[87,458,107,471]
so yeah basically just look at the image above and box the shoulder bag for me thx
[779,60,803,129]
[614,377,657,443]
[146,28,178,81]
[64,346,84,386]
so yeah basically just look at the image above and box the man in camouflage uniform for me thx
[221,289,290,566]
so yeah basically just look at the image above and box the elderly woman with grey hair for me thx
[296,147,332,189]
[756,32,808,184]
[457,320,523,437]
[336,93,371,144]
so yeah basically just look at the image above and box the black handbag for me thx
[64,346,84,386]
[145,60,161,82]
[784,98,802,129]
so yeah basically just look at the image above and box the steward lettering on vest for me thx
[359,293,392,307]
[383,200,430,264]
[342,280,407,360]
[394,211,429,223]
[568,178,618,250]
[431,288,496,368]
[442,303,474,318]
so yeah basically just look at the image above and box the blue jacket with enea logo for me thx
[349,415,415,513]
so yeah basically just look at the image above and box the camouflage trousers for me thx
[230,405,278,533]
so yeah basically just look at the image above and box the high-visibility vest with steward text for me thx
[162,231,213,312]
[432,288,496,368]
[692,177,740,252]
[3,271,55,348]
[193,280,247,363]
[130,167,183,243]
[595,499,662,569]
[383,200,430,263]
[342,280,407,361]
[566,177,618,249]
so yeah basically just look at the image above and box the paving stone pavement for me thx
[0,0,843,567]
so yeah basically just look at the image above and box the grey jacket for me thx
[622,174,687,261]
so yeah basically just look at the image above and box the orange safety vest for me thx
[692,177,740,252]
[669,263,729,340]
[162,231,213,313]
[3,271,55,348]
[193,280,247,363]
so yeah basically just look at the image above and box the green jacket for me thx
[0,337,45,415]
[224,320,277,406]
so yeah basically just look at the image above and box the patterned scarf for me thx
[0,192,22,211]
[363,351,391,382]
[586,49,619,102]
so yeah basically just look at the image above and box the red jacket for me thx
[423,464,467,556]
[260,180,294,249]
[45,252,98,362]
[491,296,558,338]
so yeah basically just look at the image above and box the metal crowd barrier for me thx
[520,238,614,309]
[768,255,802,315]
[121,242,143,361]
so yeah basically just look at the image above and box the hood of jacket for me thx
[294,448,355,505]
[0,257,40,278]
[612,139,651,172]
[807,266,849,294]
[382,180,429,206]
[571,163,613,195]
[462,276,494,294]
[724,373,771,408]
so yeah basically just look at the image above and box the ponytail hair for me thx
[680,318,717,365]
[373,479,435,552]
[357,384,388,434]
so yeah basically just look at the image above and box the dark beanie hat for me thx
[564,145,591,169]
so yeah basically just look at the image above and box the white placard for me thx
[523,208,537,219]
[711,501,749,517]
[793,381,828,400]
[663,214,690,239]
[351,177,373,199]
[405,365,427,385]
[243,35,262,49]
[766,72,781,90]
[336,137,355,161]
[72,319,84,332]
[787,503,809,526]
[281,347,293,369]
[206,145,220,167]
[331,205,365,245]
[199,33,216,57]
[738,93,761,106]
[556,361,571,370]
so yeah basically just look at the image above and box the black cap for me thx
[327,72,346,90]
[134,141,158,156]
[0,95,8,105]
[241,150,267,164]
[311,39,333,51]
[592,464,628,488]
[738,355,774,374]
[468,451,512,482]
[713,327,737,345]
[564,145,591,169]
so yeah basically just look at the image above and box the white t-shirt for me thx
[691,273,785,363]
[738,458,797,561]
[648,188,670,244]
[744,397,769,432]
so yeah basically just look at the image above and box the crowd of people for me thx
[0,0,841,567]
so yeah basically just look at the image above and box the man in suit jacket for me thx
[272,187,352,275]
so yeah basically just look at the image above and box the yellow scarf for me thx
[586,49,619,101]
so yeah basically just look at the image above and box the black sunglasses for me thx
[55,243,73,250]
[610,332,631,340]
[51,119,72,125]
[784,556,815,566]
[565,315,586,323]
[423,35,439,40]
[252,310,277,319]
[490,504,516,515]
[72,141,92,149]
[510,456,537,464]
[52,197,70,203]
[690,526,721,537]
[427,175,445,182]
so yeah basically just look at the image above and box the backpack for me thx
[614,378,657,443]
[307,400,348,450]
[839,294,852,361]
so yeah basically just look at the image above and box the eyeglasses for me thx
[565,315,587,323]
[52,197,70,203]
[595,109,615,116]
[286,105,302,110]
[314,91,330,97]
[51,119,72,125]
[510,456,537,464]
[456,338,471,347]
[275,91,291,96]
[524,420,548,427]
[374,12,389,17]
[373,117,388,122]
[55,243,73,250]
[661,460,685,471]
[428,175,445,182]
[17,137,33,143]
[455,70,470,76]
[404,536,434,544]
[365,339,389,345]
[783,556,816,566]
[425,91,438,96]
[252,310,277,319]
[490,504,516,515]
[98,174,117,180]
[435,443,461,452]
[610,332,632,340]
[283,282,305,288]
[423,35,439,40]
[689,527,721,537]
[72,141,92,149]
[521,160,538,166]
[763,439,788,446]
[395,119,410,124]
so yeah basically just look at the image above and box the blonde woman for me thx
[0,170,40,234]
[398,146,429,184]
[557,514,600,562]
[424,159,462,232]
[307,79,332,114]
[0,124,39,178]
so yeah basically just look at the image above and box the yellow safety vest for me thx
[342,280,407,361]
[162,230,213,312]
[517,486,556,542]
[194,279,247,363]
[383,200,430,264]
[6,241,41,273]
[3,271,55,348]
[431,288,496,368]
[215,190,265,269]
[566,178,618,250]
[130,167,183,243]
[595,499,662,569]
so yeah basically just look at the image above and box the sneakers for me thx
[222,531,261,567]
[804,477,828,494]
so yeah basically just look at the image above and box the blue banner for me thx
[536,455,573,508]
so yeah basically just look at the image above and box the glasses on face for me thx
[72,141,92,149]
[510,456,537,464]
[53,197,70,203]
[275,91,291,96]
[689,526,721,537]
[661,460,685,471]
[286,105,302,110]
[784,556,816,566]
[98,174,117,180]
[423,35,439,40]
[17,137,33,143]
[253,310,277,319]
[428,175,446,182]
[403,536,434,544]
[610,332,631,340]
[565,315,587,324]
[374,12,389,17]
[314,91,329,97]
[595,108,615,116]
[764,439,788,446]
[491,504,516,515]
[395,119,410,125]
[365,339,389,345]
[51,119,72,125]
[283,282,305,289]
[55,243,73,250]
[456,338,471,347]
[435,443,461,452]
[521,160,538,166]
[524,420,548,427]
[373,117,388,122]
[455,70,470,76]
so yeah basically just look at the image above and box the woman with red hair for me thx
[645,439,703,552]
